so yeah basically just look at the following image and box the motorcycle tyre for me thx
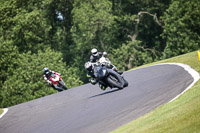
[123,78,128,87]
[106,76,124,90]
[59,81,68,90]
[52,85,63,92]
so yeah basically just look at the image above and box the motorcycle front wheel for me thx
[123,78,128,87]
[58,81,68,90]
[106,75,124,89]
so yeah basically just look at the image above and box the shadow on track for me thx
[89,88,122,98]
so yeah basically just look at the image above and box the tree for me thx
[161,0,200,58]
[0,48,83,108]
[71,0,120,50]
[41,0,75,64]
[110,40,159,70]
[107,0,171,70]
[109,9,163,70]
[70,0,120,82]
[0,0,52,53]
[0,39,19,105]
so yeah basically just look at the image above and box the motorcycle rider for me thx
[84,61,107,90]
[90,48,104,63]
[90,48,123,75]
[43,67,61,91]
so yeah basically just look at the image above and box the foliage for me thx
[106,0,171,70]
[0,40,18,84]
[110,40,159,71]
[0,39,19,105]
[161,0,200,58]
[0,48,83,108]
[70,0,121,81]
[71,0,119,51]
[0,0,200,107]
[0,0,51,53]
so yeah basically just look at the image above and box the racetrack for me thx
[0,63,199,133]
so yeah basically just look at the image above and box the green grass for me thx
[112,51,200,133]
[0,109,3,115]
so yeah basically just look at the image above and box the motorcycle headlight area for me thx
[103,69,107,75]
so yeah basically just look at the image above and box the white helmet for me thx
[91,48,98,57]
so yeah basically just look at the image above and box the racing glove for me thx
[89,78,97,85]
[47,80,52,85]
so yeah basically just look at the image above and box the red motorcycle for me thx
[50,73,67,91]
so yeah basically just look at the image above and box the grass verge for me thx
[112,51,200,133]
[0,109,3,115]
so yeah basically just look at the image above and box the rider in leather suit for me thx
[43,67,61,91]
[84,61,107,90]
[90,48,123,74]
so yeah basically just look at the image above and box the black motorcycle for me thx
[93,62,128,89]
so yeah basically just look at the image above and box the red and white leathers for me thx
[43,70,60,85]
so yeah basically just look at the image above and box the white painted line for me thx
[0,108,8,119]
[165,63,200,103]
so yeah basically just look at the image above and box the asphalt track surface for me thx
[0,64,197,133]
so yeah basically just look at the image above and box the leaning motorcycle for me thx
[50,73,67,91]
[93,62,128,90]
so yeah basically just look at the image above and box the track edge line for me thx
[0,108,9,119]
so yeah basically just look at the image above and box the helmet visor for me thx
[92,52,98,56]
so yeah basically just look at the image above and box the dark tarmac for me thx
[0,64,196,133]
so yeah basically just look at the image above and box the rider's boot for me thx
[99,83,107,91]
